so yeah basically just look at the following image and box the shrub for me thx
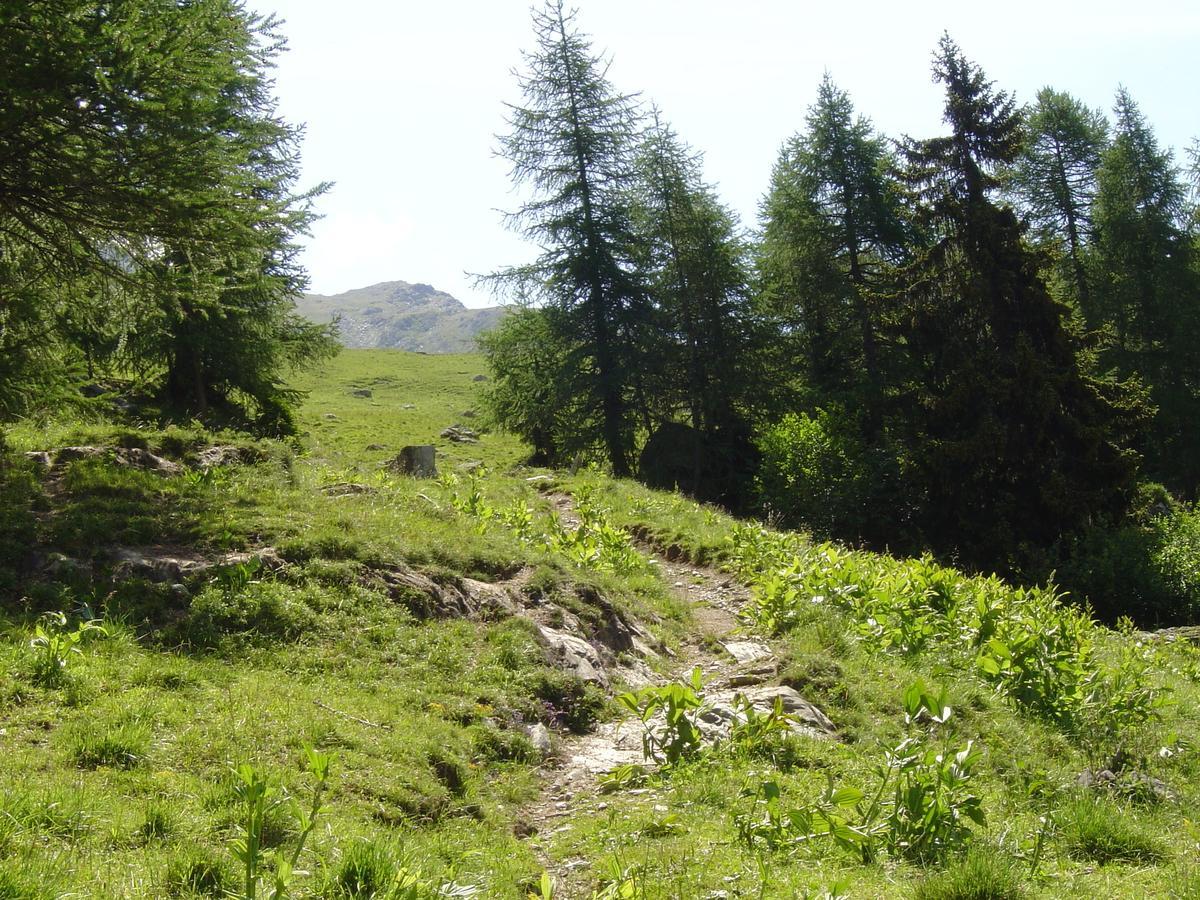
[1056,504,1200,626]
[754,408,908,547]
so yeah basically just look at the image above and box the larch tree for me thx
[487,0,649,476]
[896,36,1140,572]
[1091,89,1200,492]
[0,0,335,427]
[758,74,906,430]
[1010,88,1108,310]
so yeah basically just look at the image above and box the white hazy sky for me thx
[253,0,1200,307]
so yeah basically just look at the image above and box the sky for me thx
[253,0,1200,308]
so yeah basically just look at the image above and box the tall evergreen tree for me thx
[896,36,1140,572]
[633,111,756,432]
[487,0,648,476]
[629,110,761,501]
[0,0,334,426]
[758,74,906,428]
[1010,88,1108,309]
[1091,89,1200,491]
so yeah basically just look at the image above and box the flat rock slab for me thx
[722,640,772,664]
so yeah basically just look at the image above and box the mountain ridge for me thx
[295,279,506,353]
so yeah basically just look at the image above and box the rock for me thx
[722,641,772,664]
[537,625,607,685]
[379,566,473,619]
[1146,626,1200,645]
[387,445,437,478]
[704,685,837,740]
[1076,768,1175,802]
[54,446,107,465]
[350,388,372,398]
[459,578,520,619]
[115,447,181,475]
[365,443,387,451]
[740,685,837,735]
[24,451,53,470]
[401,404,416,410]
[195,445,258,469]
[110,548,208,583]
[39,553,91,581]
[440,425,479,444]
[459,409,477,419]
[472,374,489,382]
[323,413,339,420]
[527,723,553,758]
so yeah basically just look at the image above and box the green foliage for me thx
[736,684,984,864]
[617,667,706,766]
[486,0,649,476]
[65,718,151,769]
[911,848,1026,900]
[1056,506,1200,625]
[27,611,108,687]
[0,0,337,425]
[732,526,1167,758]
[754,408,905,544]
[228,747,332,900]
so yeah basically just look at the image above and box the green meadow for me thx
[0,349,1198,899]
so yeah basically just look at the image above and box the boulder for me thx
[440,425,479,444]
[387,445,437,478]
[350,388,372,398]
[537,625,607,685]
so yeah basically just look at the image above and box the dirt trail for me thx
[518,495,786,890]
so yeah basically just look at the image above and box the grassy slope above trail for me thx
[0,349,1197,899]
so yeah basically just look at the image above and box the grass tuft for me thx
[912,849,1026,900]
[1060,796,1166,864]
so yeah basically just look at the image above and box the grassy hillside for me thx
[1,350,1198,898]
[296,282,506,352]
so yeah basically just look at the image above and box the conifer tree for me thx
[0,0,334,426]
[896,36,1140,571]
[1010,88,1108,309]
[1091,89,1200,491]
[758,74,906,428]
[488,0,648,475]
[629,110,761,501]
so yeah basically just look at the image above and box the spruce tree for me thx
[897,36,1140,572]
[629,110,760,501]
[488,0,648,476]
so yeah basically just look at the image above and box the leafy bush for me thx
[1057,504,1200,625]
[735,683,985,864]
[754,408,907,546]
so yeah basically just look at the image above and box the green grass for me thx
[0,350,1198,897]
